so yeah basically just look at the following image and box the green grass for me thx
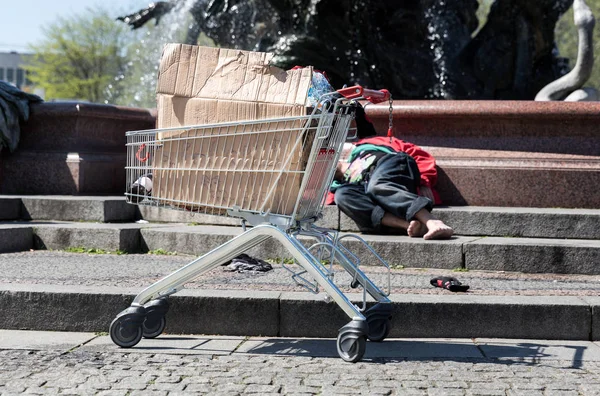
[64,247,127,255]
[148,248,177,256]
[452,267,469,272]
[268,257,296,265]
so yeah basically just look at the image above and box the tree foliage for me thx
[25,7,133,104]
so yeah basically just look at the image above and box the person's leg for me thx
[366,153,432,221]
[367,153,453,239]
[334,184,390,233]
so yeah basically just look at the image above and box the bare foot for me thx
[407,220,427,237]
[423,220,454,240]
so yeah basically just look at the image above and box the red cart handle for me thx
[336,85,391,104]
[337,85,395,141]
[136,144,150,162]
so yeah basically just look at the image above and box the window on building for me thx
[25,70,32,86]
[0,67,4,81]
[6,68,14,83]
[16,68,24,88]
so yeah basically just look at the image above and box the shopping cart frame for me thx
[110,87,394,362]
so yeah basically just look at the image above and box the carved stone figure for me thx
[535,0,598,101]
[118,0,576,100]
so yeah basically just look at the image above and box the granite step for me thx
[1,283,596,341]
[1,251,600,340]
[2,195,600,239]
[1,221,599,275]
[0,195,136,223]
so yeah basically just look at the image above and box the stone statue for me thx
[118,0,576,100]
[535,0,598,101]
[0,81,43,152]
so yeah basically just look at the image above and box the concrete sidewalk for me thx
[2,251,600,341]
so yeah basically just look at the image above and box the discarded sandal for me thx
[430,276,470,292]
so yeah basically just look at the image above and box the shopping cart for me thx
[110,86,394,362]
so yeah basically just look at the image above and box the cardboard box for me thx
[152,44,316,215]
[156,44,312,128]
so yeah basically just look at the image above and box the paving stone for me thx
[427,389,465,396]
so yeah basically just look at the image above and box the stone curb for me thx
[0,197,21,220]
[20,196,137,223]
[0,227,32,253]
[0,284,595,341]
[3,196,600,239]
[2,222,600,274]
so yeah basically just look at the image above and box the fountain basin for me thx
[2,100,598,209]
[368,101,600,208]
[0,102,155,195]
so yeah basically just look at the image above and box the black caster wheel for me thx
[350,278,360,289]
[365,303,393,342]
[110,316,143,348]
[109,306,146,348]
[337,331,366,363]
[366,318,391,342]
[143,316,166,339]
[336,319,369,363]
[142,298,169,339]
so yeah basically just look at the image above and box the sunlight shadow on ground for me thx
[235,337,600,368]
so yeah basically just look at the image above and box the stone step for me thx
[2,195,600,240]
[0,195,136,222]
[1,221,599,275]
[0,283,596,341]
[0,226,32,253]
[342,206,600,240]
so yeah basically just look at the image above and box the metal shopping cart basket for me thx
[109,86,394,363]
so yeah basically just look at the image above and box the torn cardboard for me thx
[153,44,316,216]
[156,44,312,128]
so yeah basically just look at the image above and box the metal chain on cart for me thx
[387,94,394,143]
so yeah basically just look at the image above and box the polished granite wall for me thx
[1,100,598,208]
[368,101,600,208]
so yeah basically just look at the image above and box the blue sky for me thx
[1,0,150,52]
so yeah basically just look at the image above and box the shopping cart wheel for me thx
[365,303,393,342]
[109,306,145,348]
[142,298,169,339]
[336,319,368,363]
[143,317,166,339]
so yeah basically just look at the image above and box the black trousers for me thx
[334,152,432,233]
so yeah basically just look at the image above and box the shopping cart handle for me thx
[337,85,391,104]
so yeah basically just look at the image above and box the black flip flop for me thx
[430,276,470,292]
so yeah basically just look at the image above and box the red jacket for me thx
[325,136,442,205]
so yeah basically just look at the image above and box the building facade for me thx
[0,51,37,93]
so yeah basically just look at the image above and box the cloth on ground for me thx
[223,253,273,273]
[0,81,43,152]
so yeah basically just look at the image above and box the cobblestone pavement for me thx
[2,335,600,395]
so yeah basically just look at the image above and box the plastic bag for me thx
[306,70,334,107]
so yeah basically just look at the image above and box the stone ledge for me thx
[464,237,600,275]
[0,284,593,341]
[3,220,599,275]
[0,227,32,253]
[18,196,136,223]
[0,197,20,220]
